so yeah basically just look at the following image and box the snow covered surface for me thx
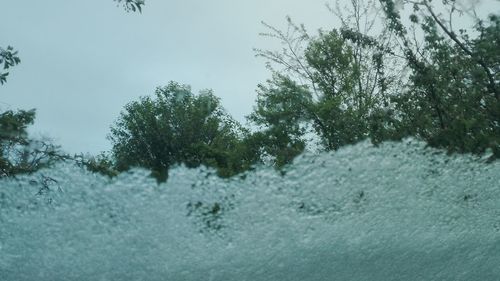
[1,139,499,280]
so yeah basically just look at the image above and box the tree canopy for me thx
[250,0,499,165]
[109,82,255,181]
[1,0,498,180]
[378,0,499,157]
[102,0,499,178]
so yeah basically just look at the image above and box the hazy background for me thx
[1,0,495,155]
[1,0,340,155]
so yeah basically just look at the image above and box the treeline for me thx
[1,0,499,181]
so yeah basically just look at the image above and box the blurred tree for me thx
[251,3,396,165]
[0,109,34,176]
[74,152,119,178]
[251,0,499,164]
[0,0,147,178]
[379,0,499,158]
[0,109,64,177]
[248,74,311,167]
[109,82,255,181]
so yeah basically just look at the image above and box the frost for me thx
[0,139,499,280]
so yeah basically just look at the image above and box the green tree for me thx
[252,6,396,165]
[251,0,499,163]
[0,0,147,178]
[109,82,252,181]
[248,74,311,167]
[0,109,34,176]
[0,109,63,177]
[378,0,500,158]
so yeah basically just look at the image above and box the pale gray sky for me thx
[1,0,497,155]
[2,0,339,154]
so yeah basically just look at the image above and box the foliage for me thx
[0,0,146,179]
[73,152,119,178]
[248,74,311,167]
[252,4,397,164]
[109,82,254,181]
[3,0,498,181]
[0,109,65,177]
[378,0,499,158]
[0,46,21,85]
[114,0,145,13]
[251,0,499,165]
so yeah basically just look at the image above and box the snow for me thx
[0,139,499,280]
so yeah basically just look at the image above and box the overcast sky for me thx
[1,0,497,155]
[2,0,341,155]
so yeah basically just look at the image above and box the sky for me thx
[2,0,340,155]
[1,0,497,155]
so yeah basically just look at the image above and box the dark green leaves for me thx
[0,46,21,85]
[0,109,65,177]
[250,0,499,164]
[378,0,499,158]
[114,0,145,13]
[109,82,249,181]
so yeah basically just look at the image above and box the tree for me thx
[378,0,500,158]
[303,28,385,150]
[251,4,397,165]
[248,74,311,167]
[0,109,34,176]
[109,81,252,181]
[250,0,499,163]
[0,109,64,177]
[0,0,147,178]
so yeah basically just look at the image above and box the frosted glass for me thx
[1,139,499,280]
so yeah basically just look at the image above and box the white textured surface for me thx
[1,139,499,280]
